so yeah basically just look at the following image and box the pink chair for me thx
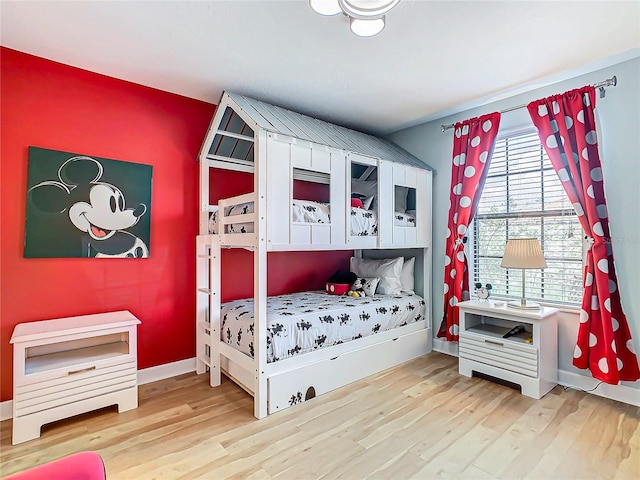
[4,451,106,480]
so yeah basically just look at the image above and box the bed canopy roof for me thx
[200,91,432,171]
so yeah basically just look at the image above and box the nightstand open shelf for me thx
[25,341,130,376]
[464,320,533,344]
[457,300,558,399]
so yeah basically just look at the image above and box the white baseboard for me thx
[432,337,459,357]
[1,400,12,422]
[137,357,196,386]
[558,369,640,407]
[0,357,198,422]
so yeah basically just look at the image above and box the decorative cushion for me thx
[5,451,106,480]
[400,257,415,293]
[350,256,403,295]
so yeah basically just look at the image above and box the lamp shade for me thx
[500,238,547,269]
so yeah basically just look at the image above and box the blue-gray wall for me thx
[388,57,640,398]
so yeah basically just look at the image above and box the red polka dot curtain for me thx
[527,86,640,384]
[437,112,501,341]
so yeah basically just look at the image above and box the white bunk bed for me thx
[196,92,434,418]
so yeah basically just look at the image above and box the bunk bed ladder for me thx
[195,234,221,387]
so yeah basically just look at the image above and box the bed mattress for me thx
[220,291,426,363]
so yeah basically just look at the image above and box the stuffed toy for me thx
[326,270,357,295]
[474,282,492,300]
[347,277,380,298]
[349,277,368,297]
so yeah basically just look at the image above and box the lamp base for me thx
[507,299,541,310]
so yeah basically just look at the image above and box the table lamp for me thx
[500,238,547,309]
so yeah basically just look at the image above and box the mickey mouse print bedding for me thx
[221,291,426,363]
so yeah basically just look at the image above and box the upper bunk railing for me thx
[217,192,258,248]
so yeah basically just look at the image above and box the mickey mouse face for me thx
[69,183,146,240]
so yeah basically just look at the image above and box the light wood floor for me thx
[1,352,638,479]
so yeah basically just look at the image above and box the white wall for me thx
[387,57,640,398]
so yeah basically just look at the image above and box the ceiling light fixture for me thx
[310,0,400,37]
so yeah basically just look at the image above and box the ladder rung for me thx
[197,354,211,368]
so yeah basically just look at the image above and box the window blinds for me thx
[473,130,583,305]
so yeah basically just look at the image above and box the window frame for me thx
[468,126,585,309]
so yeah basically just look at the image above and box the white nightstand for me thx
[457,300,558,399]
[10,311,140,444]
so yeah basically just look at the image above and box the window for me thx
[472,129,583,306]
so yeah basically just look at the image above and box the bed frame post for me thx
[254,129,269,419]
[209,234,222,387]
[424,170,434,331]
[196,236,207,376]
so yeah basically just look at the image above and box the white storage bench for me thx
[10,310,141,445]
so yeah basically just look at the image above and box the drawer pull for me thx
[67,366,96,376]
[484,339,504,347]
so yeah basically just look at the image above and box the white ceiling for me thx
[2,1,639,135]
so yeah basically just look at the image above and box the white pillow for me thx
[350,256,403,295]
[400,257,415,293]
[363,196,375,210]
[395,186,409,213]
[351,179,377,197]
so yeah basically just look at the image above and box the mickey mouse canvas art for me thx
[24,147,152,258]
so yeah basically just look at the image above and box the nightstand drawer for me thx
[15,369,137,417]
[16,360,136,394]
[459,333,538,377]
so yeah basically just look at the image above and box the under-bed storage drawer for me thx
[459,332,537,377]
[267,326,430,414]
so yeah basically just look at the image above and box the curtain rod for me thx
[440,75,617,132]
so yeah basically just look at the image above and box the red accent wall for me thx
[0,49,352,402]
[293,179,330,203]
